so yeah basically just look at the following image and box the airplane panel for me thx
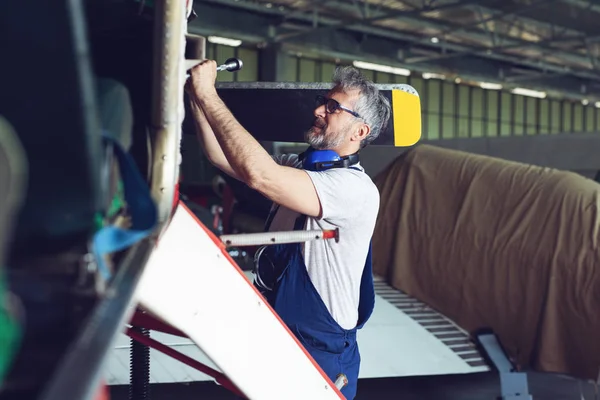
[134,202,345,400]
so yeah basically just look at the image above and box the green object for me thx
[0,272,21,385]
[95,180,126,231]
[108,180,126,218]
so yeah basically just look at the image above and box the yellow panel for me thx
[392,89,422,146]
[586,106,595,132]
[573,104,583,132]
[236,47,258,82]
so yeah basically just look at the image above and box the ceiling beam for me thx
[212,0,597,73]
[315,0,595,70]
[439,0,556,37]
[190,0,600,101]
[201,0,600,80]
[561,0,600,14]
[273,0,478,42]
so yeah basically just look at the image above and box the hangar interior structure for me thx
[124,0,600,398]
[182,0,600,182]
[1,0,600,400]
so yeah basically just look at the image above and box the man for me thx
[187,61,390,399]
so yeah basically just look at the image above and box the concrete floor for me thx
[110,371,598,400]
[104,274,488,387]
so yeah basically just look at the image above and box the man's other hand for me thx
[188,59,218,102]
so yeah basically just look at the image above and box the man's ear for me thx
[353,123,371,142]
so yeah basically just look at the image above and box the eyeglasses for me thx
[315,95,362,119]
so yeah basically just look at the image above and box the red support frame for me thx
[127,200,346,400]
[127,310,246,398]
[129,309,186,338]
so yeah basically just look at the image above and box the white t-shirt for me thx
[268,154,380,330]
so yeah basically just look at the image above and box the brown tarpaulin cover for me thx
[372,144,600,380]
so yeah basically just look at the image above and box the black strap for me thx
[263,204,280,231]
[264,204,306,233]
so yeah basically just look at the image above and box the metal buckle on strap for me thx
[253,245,273,292]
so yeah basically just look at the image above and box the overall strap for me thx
[254,207,307,295]
[263,204,280,232]
[263,205,307,232]
[293,213,307,231]
[355,241,375,329]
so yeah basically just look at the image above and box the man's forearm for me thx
[189,98,227,166]
[195,90,275,187]
[189,98,240,179]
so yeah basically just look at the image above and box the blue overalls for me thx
[255,207,375,399]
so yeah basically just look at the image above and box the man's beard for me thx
[304,119,346,150]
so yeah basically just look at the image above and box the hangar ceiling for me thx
[190,0,600,103]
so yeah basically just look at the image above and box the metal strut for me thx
[220,228,340,247]
[475,330,533,400]
[129,327,151,400]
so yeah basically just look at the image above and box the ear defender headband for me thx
[299,147,360,171]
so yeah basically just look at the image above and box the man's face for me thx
[305,88,362,150]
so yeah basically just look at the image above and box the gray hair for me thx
[331,66,391,148]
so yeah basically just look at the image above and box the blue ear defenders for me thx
[299,147,360,171]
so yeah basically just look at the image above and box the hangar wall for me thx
[180,42,600,185]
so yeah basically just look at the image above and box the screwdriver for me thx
[186,57,243,78]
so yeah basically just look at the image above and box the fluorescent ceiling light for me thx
[582,99,589,106]
[595,101,600,108]
[511,87,546,99]
[352,60,410,76]
[422,72,446,80]
[207,36,242,47]
[479,82,503,90]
